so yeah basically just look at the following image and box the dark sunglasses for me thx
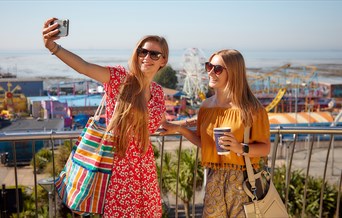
[137,48,163,61]
[205,62,226,75]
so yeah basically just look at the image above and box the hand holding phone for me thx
[52,19,69,37]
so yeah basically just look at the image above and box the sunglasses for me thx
[205,62,226,75]
[137,48,163,61]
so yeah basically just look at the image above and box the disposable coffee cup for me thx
[214,127,231,155]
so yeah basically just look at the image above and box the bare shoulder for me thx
[201,96,214,108]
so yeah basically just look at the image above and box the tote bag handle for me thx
[244,127,257,191]
[93,94,106,121]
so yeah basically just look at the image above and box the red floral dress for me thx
[102,66,165,217]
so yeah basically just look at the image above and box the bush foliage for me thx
[273,165,340,217]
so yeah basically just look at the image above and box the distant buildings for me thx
[0,78,44,97]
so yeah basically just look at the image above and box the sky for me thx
[0,0,341,52]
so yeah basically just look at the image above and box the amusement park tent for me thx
[268,112,334,125]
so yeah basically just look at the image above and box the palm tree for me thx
[161,148,204,218]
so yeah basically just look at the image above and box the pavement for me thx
[0,165,50,188]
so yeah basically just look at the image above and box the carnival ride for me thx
[248,64,291,94]
[247,63,329,113]
[0,82,27,119]
[181,48,208,105]
[180,54,292,112]
[250,64,319,96]
[168,47,335,120]
[265,88,287,112]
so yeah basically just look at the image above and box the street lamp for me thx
[38,177,55,218]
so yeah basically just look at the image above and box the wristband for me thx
[185,119,189,127]
[241,143,249,156]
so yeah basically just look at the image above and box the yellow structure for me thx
[265,88,287,112]
[0,82,27,118]
[198,91,206,101]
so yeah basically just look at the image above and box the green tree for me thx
[154,65,178,89]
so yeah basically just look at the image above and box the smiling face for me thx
[138,41,167,80]
[207,55,228,90]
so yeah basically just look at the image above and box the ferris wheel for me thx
[181,48,209,103]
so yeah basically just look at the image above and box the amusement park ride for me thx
[0,82,27,119]
[265,88,287,112]
[174,48,335,119]
[250,64,329,113]
[181,48,208,105]
[0,48,338,126]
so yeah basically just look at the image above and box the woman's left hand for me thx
[219,132,242,154]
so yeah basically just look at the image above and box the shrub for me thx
[30,148,52,174]
[273,165,340,217]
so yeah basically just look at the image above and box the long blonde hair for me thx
[107,35,169,157]
[209,49,263,126]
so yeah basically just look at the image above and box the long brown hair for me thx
[107,35,169,157]
[209,49,263,126]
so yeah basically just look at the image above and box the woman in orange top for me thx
[162,49,270,217]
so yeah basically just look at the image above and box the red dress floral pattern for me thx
[102,66,165,217]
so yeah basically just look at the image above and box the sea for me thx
[0,49,342,85]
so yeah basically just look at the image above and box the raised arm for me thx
[42,17,110,83]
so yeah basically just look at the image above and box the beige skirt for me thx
[202,168,249,218]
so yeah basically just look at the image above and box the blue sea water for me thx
[0,49,341,82]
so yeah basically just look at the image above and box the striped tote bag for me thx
[55,95,115,214]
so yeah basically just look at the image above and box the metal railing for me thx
[0,126,341,217]
[269,126,342,218]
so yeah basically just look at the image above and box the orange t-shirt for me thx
[197,107,270,170]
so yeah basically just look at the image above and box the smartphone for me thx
[53,19,69,37]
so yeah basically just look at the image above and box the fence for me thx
[0,126,341,217]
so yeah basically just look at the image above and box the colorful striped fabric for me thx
[55,117,115,215]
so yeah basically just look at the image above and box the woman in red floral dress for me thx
[43,17,169,217]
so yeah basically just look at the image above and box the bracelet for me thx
[51,44,61,55]
[185,120,189,127]
[49,43,57,53]
[50,43,61,55]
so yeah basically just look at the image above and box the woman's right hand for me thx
[42,17,60,51]
[160,121,181,135]
[41,18,110,83]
